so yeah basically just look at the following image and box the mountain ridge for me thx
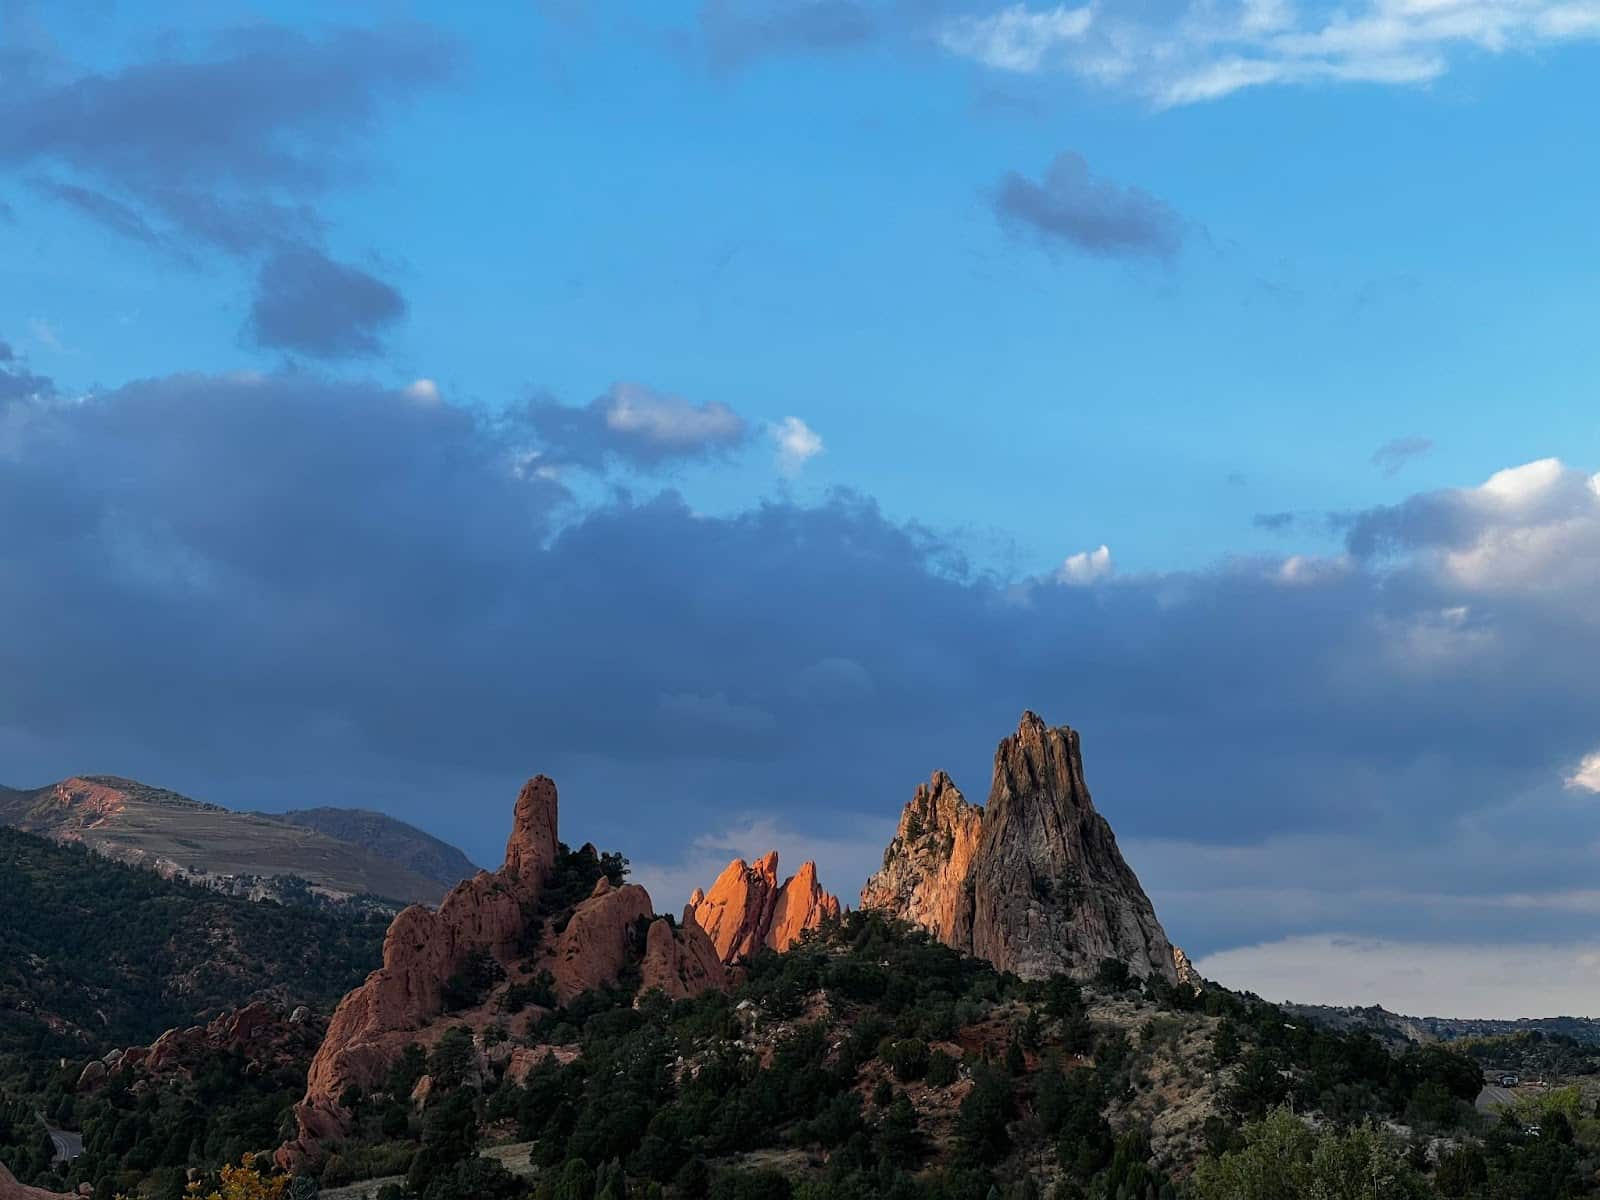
[0,776,469,906]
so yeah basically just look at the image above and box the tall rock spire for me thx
[860,712,1178,984]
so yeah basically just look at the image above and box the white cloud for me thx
[938,3,1093,72]
[770,416,824,476]
[934,0,1600,105]
[1057,543,1112,584]
[1567,751,1600,793]
[603,382,745,448]
[403,378,440,405]
[1197,933,1600,1018]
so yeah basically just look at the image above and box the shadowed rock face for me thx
[862,712,1179,985]
[688,852,841,963]
[639,908,727,1001]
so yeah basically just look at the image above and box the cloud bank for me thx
[4,371,1600,1020]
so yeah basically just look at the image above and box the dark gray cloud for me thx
[3,378,1600,968]
[2,23,452,357]
[0,24,454,250]
[1370,434,1433,477]
[1253,511,1295,532]
[992,152,1187,260]
[32,178,168,250]
[527,382,751,470]
[247,248,408,358]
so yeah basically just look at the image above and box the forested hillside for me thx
[0,824,386,1088]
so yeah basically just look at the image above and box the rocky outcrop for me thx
[689,852,841,963]
[861,712,1177,985]
[279,774,731,1170]
[858,770,984,948]
[639,909,727,1001]
[0,1163,73,1200]
[79,1002,325,1092]
[1172,946,1201,990]
[551,878,653,1002]
[280,776,564,1170]
[768,861,843,951]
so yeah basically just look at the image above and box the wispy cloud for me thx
[935,0,1600,105]
[1371,434,1434,477]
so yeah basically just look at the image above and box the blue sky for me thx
[4,1,1600,1015]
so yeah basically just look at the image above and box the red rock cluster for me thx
[278,775,733,1170]
[77,1002,320,1092]
[688,852,842,963]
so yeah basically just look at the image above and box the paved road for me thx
[36,1113,82,1163]
[1476,1084,1516,1112]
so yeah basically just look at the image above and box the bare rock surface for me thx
[639,909,727,1001]
[862,712,1177,984]
[689,852,841,963]
[0,1163,73,1200]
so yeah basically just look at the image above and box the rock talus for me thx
[860,712,1178,985]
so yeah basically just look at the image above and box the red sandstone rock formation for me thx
[688,852,841,963]
[279,774,725,1170]
[639,908,727,1001]
[552,877,654,1002]
[278,776,561,1170]
[80,1002,321,1092]
[861,712,1179,985]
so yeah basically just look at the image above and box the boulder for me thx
[639,909,727,1001]
[409,1074,433,1111]
[553,880,653,1003]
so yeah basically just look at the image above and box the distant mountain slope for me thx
[264,806,479,890]
[1287,1001,1600,1046]
[0,823,385,1081]
[0,776,446,905]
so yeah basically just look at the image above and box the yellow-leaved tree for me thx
[184,1155,289,1200]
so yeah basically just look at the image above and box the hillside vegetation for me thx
[0,824,386,1088]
